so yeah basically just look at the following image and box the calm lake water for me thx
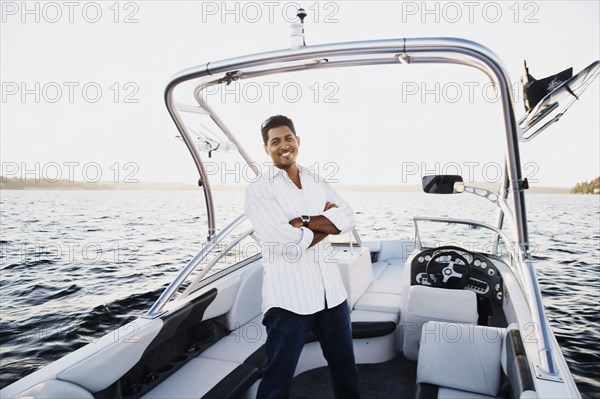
[0,190,598,397]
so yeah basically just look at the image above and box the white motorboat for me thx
[2,10,598,399]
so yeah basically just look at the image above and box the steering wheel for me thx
[426,247,471,289]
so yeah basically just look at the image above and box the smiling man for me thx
[245,115,360,398]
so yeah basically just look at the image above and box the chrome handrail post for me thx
[165,77,216,240]
[144,214,248,318]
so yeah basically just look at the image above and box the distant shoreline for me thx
[0,179,575,194]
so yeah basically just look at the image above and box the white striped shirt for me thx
[245,164,355,315]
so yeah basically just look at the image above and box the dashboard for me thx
[410,246,504,304]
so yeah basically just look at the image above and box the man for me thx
[245,115,360,399]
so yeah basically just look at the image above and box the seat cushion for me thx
[417,322,505,397]
[378,264,405,281]
[200,316,266,364]
[371,261,389,279]
[403,286,478,360]
[142,358,240,399]
[368,279,402,295]
[354,292,402,314]
[362,240,382,253]
[378,239,414,263]
[406,286,477,320]
[336,247,374,309]
[13,380,94,399]
[350,309,399,324]
[226,264,263,330]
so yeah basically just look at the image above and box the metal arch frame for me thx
[162,37,559,377]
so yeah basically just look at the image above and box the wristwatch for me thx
[300,215,310,228]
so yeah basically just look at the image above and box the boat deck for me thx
[291,354,417,399]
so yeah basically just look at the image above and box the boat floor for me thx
[290,354,417,399]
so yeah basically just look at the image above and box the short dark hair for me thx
[261,115,296,144]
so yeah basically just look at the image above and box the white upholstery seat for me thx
[378,264,405,281]
[350,309,399,324]
[362,240,382,253]
[378,239,415,263]
[367,279,403,295]
[417,321,506,397]
[371,261,388,279]
[403,286,477,360]
[147,264,267,399]
[226,263,263,330]
[56,318,164,393]
[142,358,240,399]
[202,263,267,363]
[349,241,411,315]
[354,292,402,314]
[336,247,374,309]
[13,380,94,399]
[200,315,266,364]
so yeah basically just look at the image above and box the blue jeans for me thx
[256,300,360,399]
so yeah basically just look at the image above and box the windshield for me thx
[414,217,511,258]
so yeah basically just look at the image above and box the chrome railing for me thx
[180,227,255,298]
[144,213,248,318]
[146,211,365,318]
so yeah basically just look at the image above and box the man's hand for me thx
[289,202,340,235]
[289,203,337,228]
[289,217,303,228]
[289,217,329,248]
[324,202,338,211]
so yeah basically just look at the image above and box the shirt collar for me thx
[262,164,319,187]
[264,163,309,178]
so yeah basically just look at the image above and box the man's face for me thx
[264,125,301,169]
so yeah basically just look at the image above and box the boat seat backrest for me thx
[416,322,538,399]
[378,239,416,264]
[226,262,263,331]
[13,380,94,399]
[417,321,506,397]
[337,246,374,309]
[402,285,477,360]
[362,240,382,254]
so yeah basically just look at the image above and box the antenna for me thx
[297,8,307,24]
[290,7,307,48]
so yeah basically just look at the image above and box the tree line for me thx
[570,177,600,194]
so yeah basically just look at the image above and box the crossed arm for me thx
[245,180,355,254]
[289,202,340,247]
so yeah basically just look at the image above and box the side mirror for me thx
[422,175,464,194]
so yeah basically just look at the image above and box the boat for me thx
[2,9,598,399]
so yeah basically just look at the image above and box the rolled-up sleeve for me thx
[245,182,314,257]
[321,182,356,234]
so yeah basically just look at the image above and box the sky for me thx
[1,1,599,188]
